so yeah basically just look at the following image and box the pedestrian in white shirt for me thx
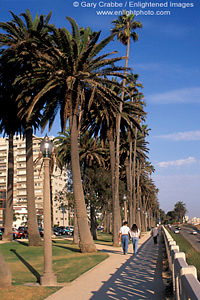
[129,223,141,255]
[119,221,130,255]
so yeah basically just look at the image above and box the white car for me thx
[174,229,180,234]
[192,231,198,235]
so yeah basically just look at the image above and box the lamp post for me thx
[123,195,127,222]
[40,135,57,286]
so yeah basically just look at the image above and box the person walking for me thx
[119,221,130,255]
[151,226,159,244]
[129,224,141,255]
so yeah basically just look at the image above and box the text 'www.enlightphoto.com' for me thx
[72,0,195,16]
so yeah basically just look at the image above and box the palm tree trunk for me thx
[136,160,141,228]
[70,114,96,253]
[143,196,147,231]
[25,126,42,246]
[129,140,133,226]
[3,133,14,241]
[132,127,137,224]
[90,204,97,240]
[102,202,111,233]
[125,157,130,223]
[0,252,12,287]
[140,193,146,232]
[114,39,130,246]
[72,208,79,245]
[107,129,120,242]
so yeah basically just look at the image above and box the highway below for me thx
[175,225,200,253]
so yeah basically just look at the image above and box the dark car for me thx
[38,227,44,237]
[53,227,61,236]
[0,227,4,240]
[176,227,181,230]
[57,226,66,235]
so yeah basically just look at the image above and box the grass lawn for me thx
[168,230,200,280]
[0,239,108,300]
[95,232,113,246]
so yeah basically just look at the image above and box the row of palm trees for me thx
[0,9,159,252]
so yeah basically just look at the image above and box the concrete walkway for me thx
[45,231,166,300]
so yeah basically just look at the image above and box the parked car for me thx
[65,226,74,236]
[18,226,28,238]
[97,226,104,232]
[56,226,66,235]
[192,230,198,235]
[0,227,4,240]
[53,227,61,236]
[38,227,44,237]
[12,228,23,239]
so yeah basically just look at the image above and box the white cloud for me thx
[155,130,200,141]
[148,87,200,104]
[157,157,196,168]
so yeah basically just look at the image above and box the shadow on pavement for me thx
[90,237,165,300]
[97,248,124,255]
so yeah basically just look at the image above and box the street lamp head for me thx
[40,134,53,158]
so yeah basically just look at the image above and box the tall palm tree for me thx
[0,9,52,245]
[125,73,145,225]
[82,82,143,245]
[134,126,150,229]
[17,18,127,252]
[0,46,24,241]
[111,11,142,243]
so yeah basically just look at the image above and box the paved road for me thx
[178,225,200,253]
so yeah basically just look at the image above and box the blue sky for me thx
[1,0,200,218]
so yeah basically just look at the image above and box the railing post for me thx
[171,246,180,293]
[169,241,176,271]
[174,252,186,300]
[180,266,197,300]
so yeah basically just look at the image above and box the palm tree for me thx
[55,130,110,240]
[17,18,127,252]
[82,80,144,244]
[0,9,52,245]
[174,201,187,222]
[111,11,142,243]
[0,45,24,241]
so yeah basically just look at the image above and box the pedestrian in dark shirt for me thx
[151,226,158,244]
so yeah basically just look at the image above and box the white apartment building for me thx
[0,135,68,227]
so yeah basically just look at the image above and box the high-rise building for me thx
[0,135,68,227]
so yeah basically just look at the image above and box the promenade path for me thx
[45,231,167,300]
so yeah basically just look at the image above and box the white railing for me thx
[162,225,200,300]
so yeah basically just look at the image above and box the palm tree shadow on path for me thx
[90,236,166,299]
